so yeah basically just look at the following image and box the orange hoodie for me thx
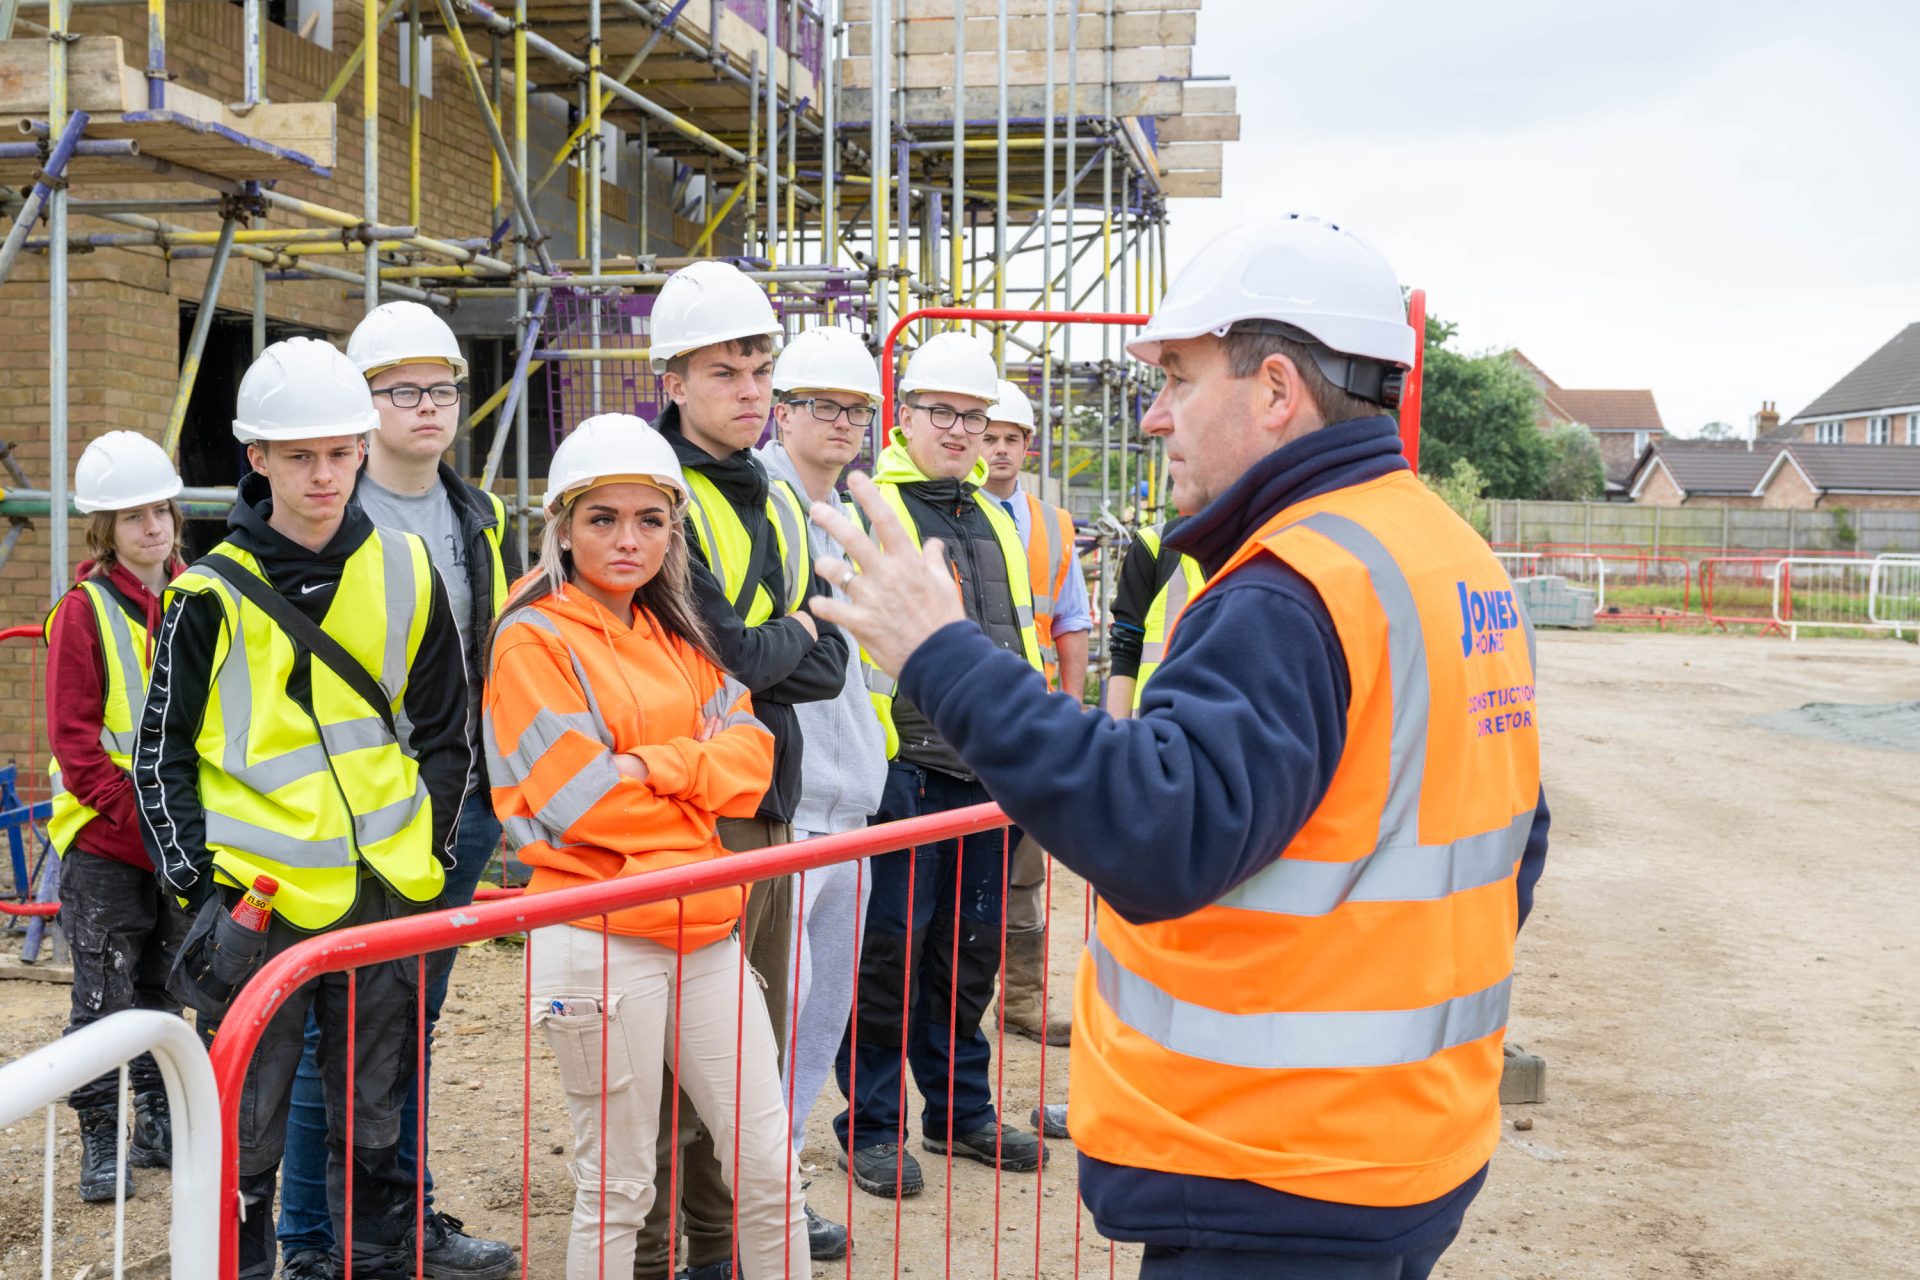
[485,578,774,950]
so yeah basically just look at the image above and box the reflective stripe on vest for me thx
[168,532,444,930]
[1075,470,1541,1209]
[1021,491,1075,690]
[46,580,151,854]
[683,469,812,624]
[858,483,1045,758]
[1131,524,1204,711]
[1089,932,1515,1070]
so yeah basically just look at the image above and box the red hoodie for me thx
[44,558,179,870]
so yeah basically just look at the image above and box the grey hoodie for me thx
[754,442,889,834]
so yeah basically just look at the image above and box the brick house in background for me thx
[1750,445,1920,510]
[1631,438,1920,510]
[1780,322,1920,446]
[1508,351,1668,496]
[1627,439,1786,507]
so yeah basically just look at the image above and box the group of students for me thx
[45,258,1129,1280]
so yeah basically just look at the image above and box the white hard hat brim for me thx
[648,324,783,375]
[73,475,184,515]
[1127,311,1417,370]
[358,353,471,380]
[546,471,690,514]
[232,410,380,444]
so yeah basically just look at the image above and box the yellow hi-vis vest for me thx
[479,487,511,617]
[682,470,812,622]
[167,532,446,931]
[1131,523,1206,711]
[859,483,1046,758]
[45,580,150,855]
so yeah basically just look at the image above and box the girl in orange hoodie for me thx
[484,416,806,1279]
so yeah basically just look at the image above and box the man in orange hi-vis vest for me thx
[806,215,1550,1280]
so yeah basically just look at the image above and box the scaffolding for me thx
[0,0,1237,663]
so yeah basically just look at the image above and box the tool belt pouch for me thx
[167,896,272,1019]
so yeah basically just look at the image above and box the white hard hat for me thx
[545,414,689,513]
[73,431,182,514]
[233,337,379,444]
[1127,215,1415,374]
[648,261,781,374]
[986,379,1036,433]
[347,300,470,380]
[898,331,998,402]
[773,325,881,400]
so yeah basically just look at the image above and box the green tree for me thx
[1696,420,1736,441]
[1416,317,1549,498]
[1427,457,1492,537]
[1537,422,1606,501]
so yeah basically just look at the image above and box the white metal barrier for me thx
[1868,554,1920,633]
[0,1010,219,1278]
[1771,554,1920,640]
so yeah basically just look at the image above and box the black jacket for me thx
[886,474,1027,780]
[658,405,849,824]
[434,459,523,652]
[135,472,473,916]
[1107,515,1190,681]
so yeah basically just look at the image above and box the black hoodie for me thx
[136,471,473,915]
[658,404,849,825]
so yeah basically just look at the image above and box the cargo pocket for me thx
[68,912,132,1015]
[535,995,638,1098]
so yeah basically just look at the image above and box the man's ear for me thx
[246,442,268,474]
[661,370,686,405]
[1256,349,1322,440]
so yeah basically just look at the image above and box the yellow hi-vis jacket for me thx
[45,580,149,854]
[167,532,446,931]
[860,440,1046,758]
[1131,522,1206,711]
[683,469,812,622]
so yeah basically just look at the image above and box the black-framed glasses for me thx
[914,401,991,434]
[372,383,463,408]
[787,397,877,428]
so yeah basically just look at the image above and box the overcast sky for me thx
[1165,0,1920,436]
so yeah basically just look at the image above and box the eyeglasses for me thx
[787,397,878,428]
[372,383,463,408]
[913,401,992,434]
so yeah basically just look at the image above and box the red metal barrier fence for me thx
[205,804,1115,1279]
[1699,557,1785,635]
[0,623,57,920]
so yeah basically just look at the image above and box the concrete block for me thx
[1501,1041,1547,1104]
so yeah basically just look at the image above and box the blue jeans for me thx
[834,763,1007,1149]
[1137,1233,1458,1280]
[277,791,504,1257]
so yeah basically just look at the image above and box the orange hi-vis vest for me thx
[1019,490,1077,691]
[1071,469,1541,1209]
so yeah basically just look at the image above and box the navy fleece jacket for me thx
[897,415,1551,1255]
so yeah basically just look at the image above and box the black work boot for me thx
[839,1141,924,1198]
[128,1091,171,1169]
[419,1210,517,1280]
[806,1201,850,1261]
[76,1106,134,1203]
[924,1121,1048,1172]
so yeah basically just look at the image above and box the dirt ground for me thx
[2,629,1918,1278]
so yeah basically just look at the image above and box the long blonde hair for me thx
[486,492,717,668]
